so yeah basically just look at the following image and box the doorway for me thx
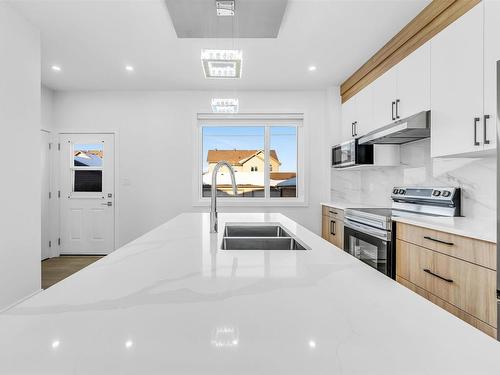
[59,133,116,254]
[41,130,52,260]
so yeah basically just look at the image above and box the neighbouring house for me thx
[207,149,281,173]
[74,151,103,167]
[203,149,297,197]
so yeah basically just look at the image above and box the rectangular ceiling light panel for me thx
[201,49,242,79]
[211,98,239,113]
[216,1,235,16]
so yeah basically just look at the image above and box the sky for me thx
[202,126,297,172]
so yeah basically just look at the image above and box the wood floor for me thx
[41,256,104,289]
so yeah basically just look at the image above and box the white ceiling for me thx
[8,0,431,91]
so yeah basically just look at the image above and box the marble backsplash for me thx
[330,139,496,221]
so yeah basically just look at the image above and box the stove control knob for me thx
[442,190,451,197]
[432,190,441,197]
[398,189,405,195]
[393,188,399,195]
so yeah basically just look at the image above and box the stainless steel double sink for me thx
[221,223,310,250]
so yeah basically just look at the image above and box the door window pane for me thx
[270,127,297,198]
[202,126,265,197]
[74,143,103,167]
[74,170,102,192]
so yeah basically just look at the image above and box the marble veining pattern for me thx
[331,139,496,221]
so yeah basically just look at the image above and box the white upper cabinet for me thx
[396,42,431,119]
[372,68,397,129]
[371,43,430,130]
[431,3,496,158]
[483,0,500,151]
[354,83,374,136]
[340,84,373,142]
[341,96,356,142]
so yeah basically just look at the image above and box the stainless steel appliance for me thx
[358,110,431,145]
[344,187,461,278]
[331,139,373,168]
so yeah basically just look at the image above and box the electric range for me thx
[342,187,461,278]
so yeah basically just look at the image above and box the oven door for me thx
[343,219,393,278]
[332,140,355,168]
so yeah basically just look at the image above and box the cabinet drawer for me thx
[396,276,496,338]
[396,222,496,270]
[322,205,344,220]
[397,240,496,327]
[322,214,344,249]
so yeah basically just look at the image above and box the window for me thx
[197,115,303,204]
[72,143,104,193]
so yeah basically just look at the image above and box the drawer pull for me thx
[423,236,454,246]
[423,268,453,283]
[329,210,338,215]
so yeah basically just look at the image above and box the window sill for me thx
[192,198,308,207]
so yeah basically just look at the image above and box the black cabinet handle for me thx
[351,122,355,137]
[353,121,358,136]
[330,220,336,236]
[484,114,491,145]
[473,117,480,146]
[391,101,395,121]
[423,236,454,246]
[423,268,453,283]
[395,99,400,119]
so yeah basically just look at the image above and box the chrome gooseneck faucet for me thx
[210,160,237,233]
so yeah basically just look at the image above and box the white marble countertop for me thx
[322,202,496,243]
[1,212,499,374]
[321,201,383,210]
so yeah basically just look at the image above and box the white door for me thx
[483,0,500,151]
[396,42,431,119]
[430,4,484,157]
[59,133,115,254]
[372,67,397,129]
[41,131,51,260]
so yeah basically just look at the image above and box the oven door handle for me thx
[344,218,390,241]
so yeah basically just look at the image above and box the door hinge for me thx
[58,143,61,151]
[58,238,61,246]
[58,190,61,198]
[49,191,52,199]
[49,240,52,248]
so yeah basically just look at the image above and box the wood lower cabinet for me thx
[321,205,344,249]
[396,222,497,338]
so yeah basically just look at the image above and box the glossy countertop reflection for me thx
[1,213,500,374]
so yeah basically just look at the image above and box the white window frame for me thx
[193,113,307,207]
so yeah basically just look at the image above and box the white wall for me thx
[41,85,55,131]
[0,4,41,309]
[52,90,330,247]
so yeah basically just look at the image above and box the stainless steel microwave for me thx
[331,139,374,168]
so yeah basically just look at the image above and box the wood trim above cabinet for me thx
[340,0,481,103]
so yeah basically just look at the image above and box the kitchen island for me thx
[1,213,499,374]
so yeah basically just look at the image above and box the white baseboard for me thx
[0,289,43,313]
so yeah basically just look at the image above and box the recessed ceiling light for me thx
[125,340,133,348]
[125,65,134,72]
[211,98,239,113]
[201,49,242,79]
[216,0,235,16]
[51,65,62,72]
[51,340,60,349]
[308,66,317,72]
